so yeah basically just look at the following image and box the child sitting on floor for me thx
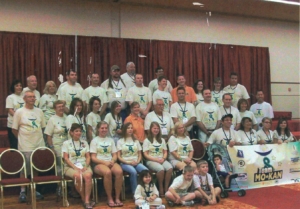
[213,154,238,189]
[134,170,164,209]
[165,165,200,207]
[196,160,221,206]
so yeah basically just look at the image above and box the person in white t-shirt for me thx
[101,65,128,121]
[144,99,174,141]
[165,165,200,207]
[223,72,250,107]
[273,118,296,143]
[117,122,148,195]
[58,69,83,113]
[193,80,205,105]
[12,90,45,202]
[143,121,173,196]
[126,74,152,118]
[86,97,101,142]
[6,79,24,149]
[250,90,274,126]
[170,87,196,138]
[39,81,58,124]
[21,75,40,107]
[219,93,241,130]
[148,66,173,94]
[211,77,226,107]
[82,73,108,117]
[168,122,196,170]
[196,89,222,143]
[62,123,94,208]
[121,62,136,88]
[238,117,260,145]
[90,121,123,207]
[237,98,258,130]
[257,117,274,144]
[152,76,172,112]
[206,114,241,148]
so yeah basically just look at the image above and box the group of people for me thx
[5,62,297,208]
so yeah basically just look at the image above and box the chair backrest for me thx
[0,149,26,180]
[30,147,57,178]
[191,139,205,160]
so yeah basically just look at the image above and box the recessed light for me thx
[193,2,204,6]
[138,55,147,58]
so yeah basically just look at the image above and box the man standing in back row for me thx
[121,62,136,88]
[148,66,173,94]
[22,75,40,107]
[171,74,197,104]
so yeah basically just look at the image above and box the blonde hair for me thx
[43,80,57,94]
[173,121,188,137]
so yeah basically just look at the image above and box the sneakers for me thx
[36,191,44,200]
[156,205,166,209]
[19,192,27,203]
[168,201,175,207]
[182,201,194,206]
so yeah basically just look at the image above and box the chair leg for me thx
[1,186,4,209]
[121,176,126,201]
[94,179,98,203]
[64,181,69,207]
[32,183,36,209]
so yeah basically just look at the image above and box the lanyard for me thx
[230,85,237,90]
[178,102,187,117]
[199,174,210,191]
[263,129,272,142]
[244,131,254,145]
[127,73,135,81]
[155,113,164,124]
[112,79,120,88]
[72,139,82,157]
[222,128,231,144]
[144,184,152,197]
[75,115,83,125]
[223,106,231,114]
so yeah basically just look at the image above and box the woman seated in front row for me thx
[238,117,261,145]
[168,122,196,171]
[62,123,94,209]
[273,117,296,143]
[90,121,123,207]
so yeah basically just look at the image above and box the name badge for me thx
[141,201,150,209]
[161,127,168,135]
[182,117,188,124]
[74,162,83,169]
[115,91,122,98]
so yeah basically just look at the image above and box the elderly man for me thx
[148,67,173,94]
[22,75,40,107]
[121,61,136,88]
[12,90,45,202]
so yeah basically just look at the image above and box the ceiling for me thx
[114,0,299,22]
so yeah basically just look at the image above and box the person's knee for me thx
[103,169,112,177]
[83,172,92,182]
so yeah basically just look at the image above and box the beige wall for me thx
[0,0,299,117]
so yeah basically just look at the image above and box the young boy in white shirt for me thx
[195,160,221,206]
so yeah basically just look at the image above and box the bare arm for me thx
[87,125,93,143]
[7,108,15,117]
[12,129,18,139]
[100,103,108,117]
[184,117,196,128]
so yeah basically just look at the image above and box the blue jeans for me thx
[120,163,148,194]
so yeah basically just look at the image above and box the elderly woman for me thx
[39,80,58,124]
[90,121,123,207]
[257,117,274,144]
[143,121,173,197]
[168,122,196,170]
[62,123,94,209]
[238,117,260,145]
[6,79,24,149]
[86,97,101,143]
[124,102,146,143]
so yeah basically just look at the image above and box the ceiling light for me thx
[193,2,204,6]
[263,0,300,6]
[138,55,147,58]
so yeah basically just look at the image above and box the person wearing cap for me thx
[196,89,222,143]
[223,72,250,108]
[82,73,108,117]
[120,61,136,88]
[101,65,128,121]
[57,69,83,114]
[125,74,152,119]
[205,114,241,148]
[148,67,173,94]
[219,93,241,131]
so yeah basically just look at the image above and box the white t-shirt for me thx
[250,102,274,125]
[6,94,24,128]
[134,184,159,200]
[153,89,172,112]
[211,90,226,107]
[196,93,204,105]
[223,84,250,107]
[126,85,152,111]
[104,113,122,137]
[65,115,87,141]
[58,83,83,108]
[197,173,213,191]
[86,112,101,138]
[238,129,258,145]
[219,106,241,129]
[170,175,200,191]
[56,81,67,96]
[12,107,45,152]
[273,130,294,142]
[257,129,274,144]
[82,86,108,106]
[121,72,135,88]
[22,87,40,107]
[44,114,68,147]
[143,138,167,158]
[144,111,174,135]
[100,79,127,109]
[168,135,193,160]
[117,138,142,162]
[39,94,57,124]
[196,102,221,130]
[170,102,196,131]
[239,111,258,125]
[148,78,173,94]
[207,128,241,146]
[62,139,89,167]
[90,136,117,161]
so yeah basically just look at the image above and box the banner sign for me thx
[227,142,300,189]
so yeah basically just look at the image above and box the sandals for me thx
[83,202,92,209]
[107,202,116,207]
[115,201,124,207]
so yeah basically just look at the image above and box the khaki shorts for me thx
[64,166,93,178]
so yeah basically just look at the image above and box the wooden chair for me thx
[30,147,64,209]
[191,139,206,161]
[93,173,102,203]
[0,149,33,209]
